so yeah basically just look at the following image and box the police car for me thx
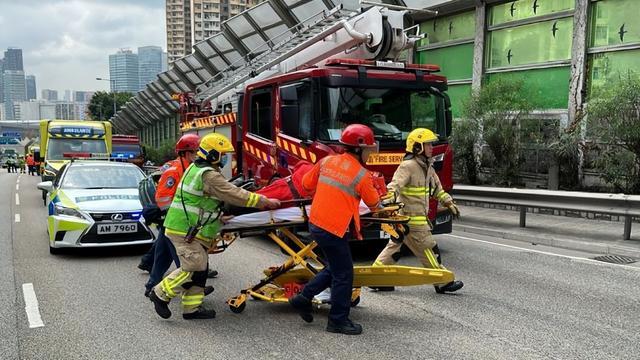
[37,160,154,254]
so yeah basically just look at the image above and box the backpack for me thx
[138,170,164,225]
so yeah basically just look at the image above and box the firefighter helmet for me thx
[175,134,200,153]
[406,128,438,154]
[340,124,376,147]
[197,133,234,164]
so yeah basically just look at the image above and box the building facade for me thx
[138,46,163,90]
[2,70,26,120]
[3,48,23,71]
[25,75,36,100]
[416,0,638,122]
[41,89,58,101]
[109,49,140,93]
[166,0,261,64]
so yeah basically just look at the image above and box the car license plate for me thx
[97,223,138,234]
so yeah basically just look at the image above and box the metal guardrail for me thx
[451,185,640,240]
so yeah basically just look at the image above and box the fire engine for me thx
[179,1,454,235]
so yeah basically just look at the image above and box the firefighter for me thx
[372,128,463,293]
[141,133,218,298]
[288,124,380,335]
[149,133,280,320]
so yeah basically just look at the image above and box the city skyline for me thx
[0,1,166,93]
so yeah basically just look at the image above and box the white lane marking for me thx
[15,214,20,222]
[15,193,20,205]
[446,234,640,272]
[22,284,45,328]
[16,184,19,190]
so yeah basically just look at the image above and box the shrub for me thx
[587,72,640,194]
[451,118,480,184]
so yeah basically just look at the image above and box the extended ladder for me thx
[195,5,367,103]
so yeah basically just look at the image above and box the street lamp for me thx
[96,77,117,120]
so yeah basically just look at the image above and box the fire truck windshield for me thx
[318,87,446,147]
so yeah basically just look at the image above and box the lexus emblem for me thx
[111,213,124,222]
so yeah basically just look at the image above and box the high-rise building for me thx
[64,89,72,101]
[166,0,261,64]
[41,89,58,101]
[3,48,23,71]
[109,49,139,93]
[25,75,36,100]
[2,70,26,120]
[162,52,168,72]
[0,58,4,103]
[138,46,163,90]
[74,91,94,103]
[55,102,77,120]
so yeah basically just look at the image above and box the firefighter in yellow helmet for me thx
[149,133,281,320]
[372,128,464,293]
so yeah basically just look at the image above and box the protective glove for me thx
[444,200,460,219]
[380,192,396,206]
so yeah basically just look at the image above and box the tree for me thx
[587,72,640,193]
[87,91,134,121]
[462,79,533,186]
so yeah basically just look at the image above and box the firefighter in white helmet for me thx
[148,133,280,320]
[372,128,463,293]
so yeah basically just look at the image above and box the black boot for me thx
[326,319,363,335]
[435,280,464,294]
[288,294,313,323]
[207,269,219,278]
[149,291,171,319]
[137,261,152,273]
[204,285,214,296]
[183,307,216,320]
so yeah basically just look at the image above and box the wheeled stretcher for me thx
[214,201,455,313]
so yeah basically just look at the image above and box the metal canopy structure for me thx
[111,0,437,136]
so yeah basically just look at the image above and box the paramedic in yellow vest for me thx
[373,128,464,293]
[149,133,281,320]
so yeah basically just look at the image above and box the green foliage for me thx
[451,118,480,184]
[462,78,533,186]
[587,72,640,193]
[144,141,175,166]
[547,126,581,189]
[87,91,134,121]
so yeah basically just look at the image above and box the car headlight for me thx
[54,204,85,218]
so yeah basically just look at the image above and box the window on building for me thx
[488,0,574,26]
[249,88,273,139]
[589,0,640,47]
[419,10,475,47]
[486,17,573,68]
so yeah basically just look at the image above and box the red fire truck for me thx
[183,3,455,235]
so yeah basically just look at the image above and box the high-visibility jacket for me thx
[26,155,35,166]
[303,153,380,238]
[165,163,266,246]
[155,156,191,210]
[387,155,452,230]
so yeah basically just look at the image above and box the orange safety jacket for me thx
[302,153,380,238]
[26,155,35,166]
[155,156,191,210]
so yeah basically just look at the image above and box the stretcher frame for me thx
[216,204,455,314]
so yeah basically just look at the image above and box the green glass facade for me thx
[416,0,640,116]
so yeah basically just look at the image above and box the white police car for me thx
[37,161,154,254]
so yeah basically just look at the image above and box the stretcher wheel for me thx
[350,296,360,307]
[229,302,246,314]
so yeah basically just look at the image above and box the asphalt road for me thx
[2,172,639,360]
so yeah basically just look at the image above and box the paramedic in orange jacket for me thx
[288,124,380,335]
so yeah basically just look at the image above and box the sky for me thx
[0,0,166,96]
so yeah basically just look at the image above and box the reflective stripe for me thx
[408,216,429,225]
[181,294,205,306]
[245,193,260,207]
[436,190,448,201]
[319,175,356,197]
[423,248,441,269]
[180,167,211,196]
[161,271,191,298]
[372,260,386,267]
[401,186,429,196]
[170,202,213,218]
[318,167,368,198]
